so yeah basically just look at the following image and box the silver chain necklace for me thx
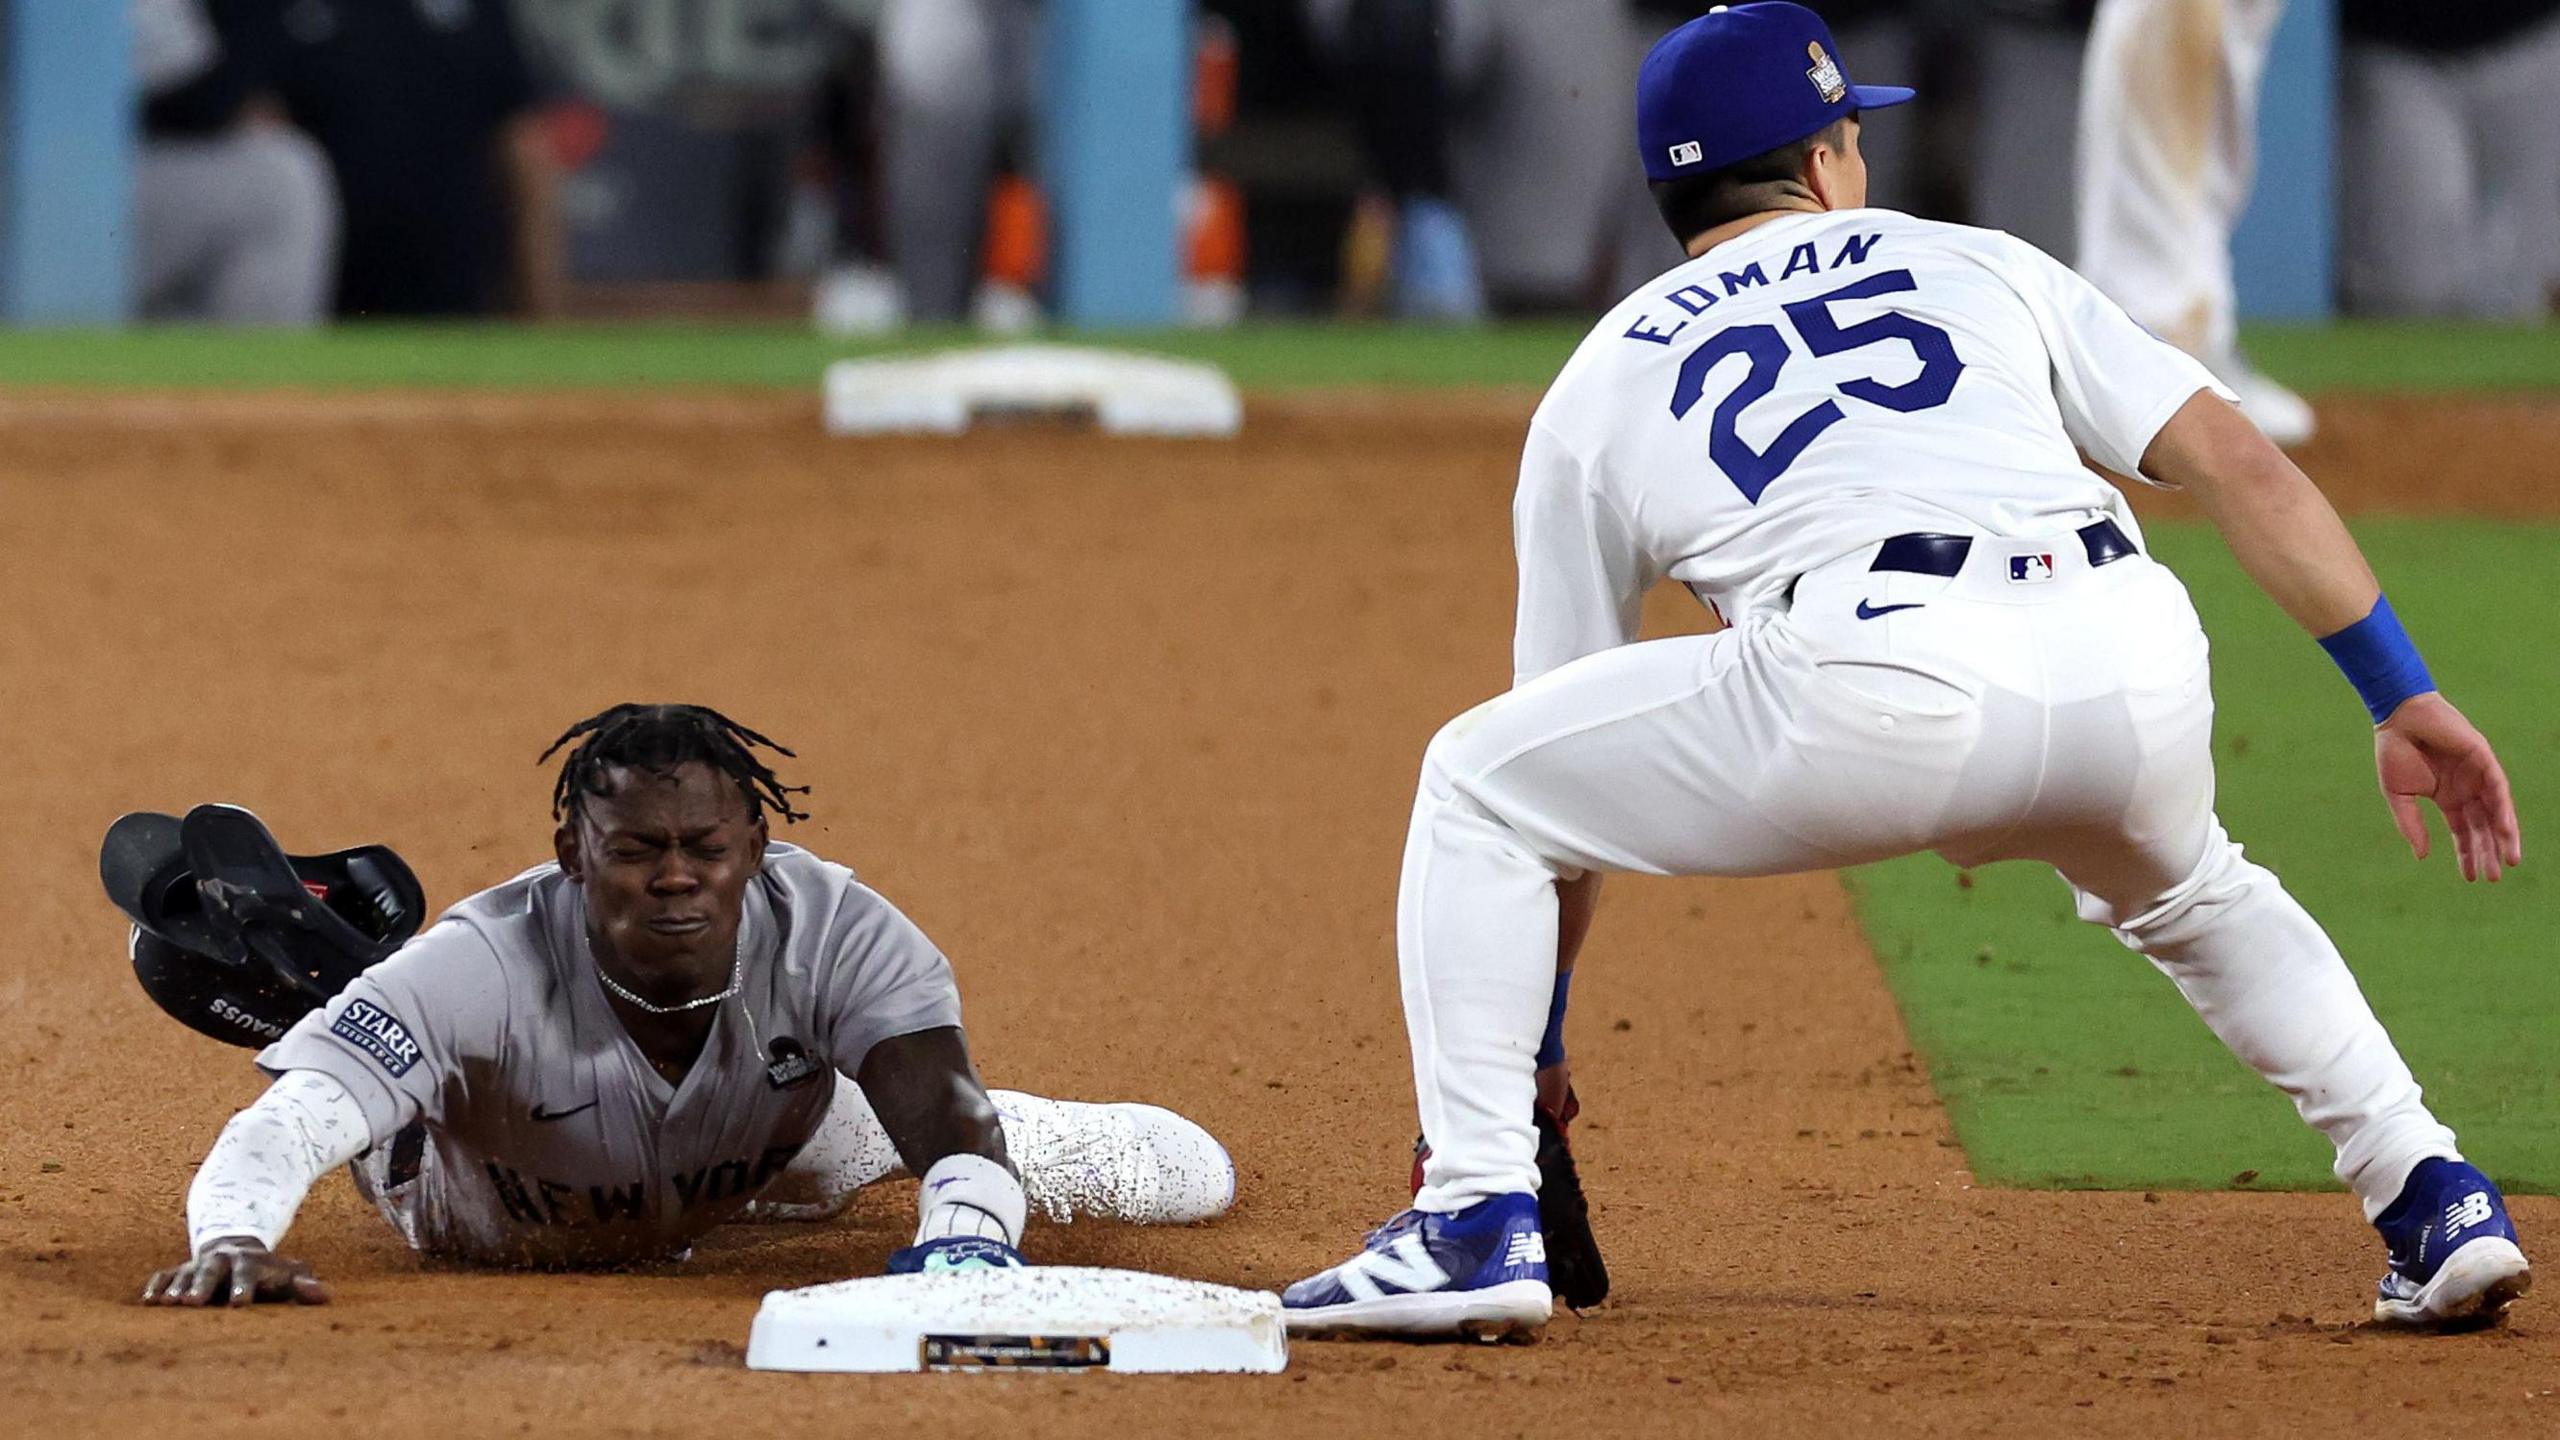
[593,936,742,1016]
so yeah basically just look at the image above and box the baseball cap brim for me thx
[100,809,232,959]
[1850,84,1916,111]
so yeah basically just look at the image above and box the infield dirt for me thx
[3,390,2555,1437]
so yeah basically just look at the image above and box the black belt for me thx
[1870,519,2136,577]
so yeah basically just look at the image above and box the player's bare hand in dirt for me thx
[142,1237,329,1307]
[2376,693,2523,883]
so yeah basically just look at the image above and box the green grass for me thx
[0,321,1586,392]
[1852,519,2560,1194]
[2241,322,2560,392]
[0,318,2549,391]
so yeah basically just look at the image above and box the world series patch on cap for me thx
[1638,1,1915,181]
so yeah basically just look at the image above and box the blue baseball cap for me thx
[1638,3,1914,182]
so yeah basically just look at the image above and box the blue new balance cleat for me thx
[2371,1158,2532,1327]
[885,1236,1027,1275]
[1283,1192,1552,1338]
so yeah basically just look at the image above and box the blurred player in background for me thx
[812,0,1246,334]
[2337,0,2560,320]
[191,0,564,318]
[2074,0,2314,445]
[1310,0,1683,318]
[860,0,1040,329]
[1964,1,2096,260]
[1304,0,1490,322]
[131,0,337,326]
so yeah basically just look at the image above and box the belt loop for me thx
[2076,518,2137,568]
[1870,533,1972,577]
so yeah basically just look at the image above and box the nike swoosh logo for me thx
[1855,600,1925,620]
[531,1100,598,1122]
[929,1176,966,1192]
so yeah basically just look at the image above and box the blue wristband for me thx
[1535,969,1573,1069]
[2316,595,2435,724]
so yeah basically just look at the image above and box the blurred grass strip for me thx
[0,321,1580,391]
[0,318,2549,391]
[2241,322,2560,392]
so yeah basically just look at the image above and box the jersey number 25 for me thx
[1669,268,1964,503]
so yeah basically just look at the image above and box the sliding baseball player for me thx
[128,703,1233,1302]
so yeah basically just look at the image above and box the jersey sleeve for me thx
[811,883,966,1074]
[254,918,509,1147]
[186,1069,372,1254]
[1512,418,1658,687]
[1997,234,2234,482]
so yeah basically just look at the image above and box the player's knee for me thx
[2080,836,2275,949]
[1416,705,1554,866]
[1419,695,1509,792]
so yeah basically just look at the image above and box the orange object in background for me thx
[1189,12,1245,304]
[1195,15,1238,139]
[976,18,1246,326]
[981,175,1048,292]
[1183,172,1246,325]
[1187,176,1245,285]
[540,100,611,172]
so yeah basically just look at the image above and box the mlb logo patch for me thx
[1667,140,1703,167]
[2008,554,2056,584]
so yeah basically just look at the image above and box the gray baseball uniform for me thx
[255,843,960,1267]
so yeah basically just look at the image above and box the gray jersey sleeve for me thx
[805,877,965,1074]
[255,917,512,1146]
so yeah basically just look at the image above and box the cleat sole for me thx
[2374,1239,2532,1329]
[1285,1279,1552,1340]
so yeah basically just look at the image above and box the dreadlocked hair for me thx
[539,703,812,826]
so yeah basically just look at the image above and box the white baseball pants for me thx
[1405,532,2459,1221]
[2074,0,2284,359]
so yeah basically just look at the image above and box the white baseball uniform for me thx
[2073,0,2283,362]
[1404,207,2462,1222]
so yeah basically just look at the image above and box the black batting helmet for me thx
[101,807,429,1049]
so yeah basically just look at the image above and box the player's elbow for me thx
[2142,390,2300,503]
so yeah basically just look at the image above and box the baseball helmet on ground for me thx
[101,806,429,1049]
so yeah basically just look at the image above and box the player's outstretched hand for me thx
[2375,693,2524,883]
[142,1237,329,1307]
